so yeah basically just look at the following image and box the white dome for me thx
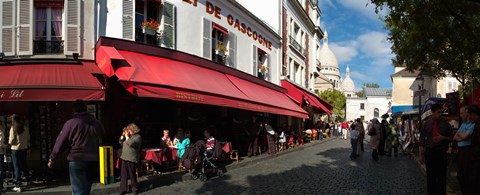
[341,66,356,93]
[319,31,339,69]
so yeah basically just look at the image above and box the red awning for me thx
[213,23,229,35]
[0,62,105,101]
[98,49,308,118]
[281,79,332,115]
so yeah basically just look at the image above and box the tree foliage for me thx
[369,0,480,87]
[319,89,346,118]
[364,82,380,88]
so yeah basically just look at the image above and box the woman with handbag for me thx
[367,118,381,162]
[9,114,30,193]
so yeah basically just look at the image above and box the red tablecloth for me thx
[143,147,178,165]
[222,142,232,153]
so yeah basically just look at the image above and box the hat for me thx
[265,124,275,135]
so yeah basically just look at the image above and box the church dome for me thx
[341,66,356,93]
[319,31,339,69]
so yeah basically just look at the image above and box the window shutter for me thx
[162,1,175,49]
[202,18,211,59]
[0,0,16,56]
[17,0,32,56]
[122,0,134,40]
[227,32,236,68]
[64,0,80,55]
[252,45,257,76]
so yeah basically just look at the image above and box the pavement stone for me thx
[138,138,427,195]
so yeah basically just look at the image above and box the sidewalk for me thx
[5,137,334,195]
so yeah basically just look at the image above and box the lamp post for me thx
[415,73,425,132]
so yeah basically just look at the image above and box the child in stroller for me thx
[180,140,224,182]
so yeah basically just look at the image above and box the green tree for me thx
[319,89,346,119]
[369,0,480,90]
[356,91,364,98]
[364,82,380,88]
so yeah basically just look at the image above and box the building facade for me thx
[317,31,340,90]
[345,88,391,121]
[281,0,323,90]
[100,0,282,84]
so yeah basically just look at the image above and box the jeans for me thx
[12,149,28,187]
[350,139,358,159]
[69,161,95,195]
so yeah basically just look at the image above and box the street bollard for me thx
[99,146,114,185]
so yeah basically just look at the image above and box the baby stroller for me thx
[180,140,224,182]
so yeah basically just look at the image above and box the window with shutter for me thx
[202,18,211,59]
[227,32,236,68]
[122,0,134,40]
[1,0,16,56]
[64,0,80,55]
[252,45,257,76]
[17,0,33,56]
[162,1,175,49]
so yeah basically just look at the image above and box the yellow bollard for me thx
[99,146,114,185]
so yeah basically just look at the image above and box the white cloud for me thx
[329,43,358,64]
[357,31,392,58]
[337,0,384,20]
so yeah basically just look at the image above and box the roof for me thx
[391,69,421,78]
[364,88,391,97]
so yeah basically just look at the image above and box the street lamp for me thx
[415,73,425,132]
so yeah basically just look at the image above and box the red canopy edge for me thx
[281,79,332,115]
[0,62,105,101]
[97,47,308,118]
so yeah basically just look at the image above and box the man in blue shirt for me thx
[454,106,475,194]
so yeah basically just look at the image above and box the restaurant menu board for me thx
[446,92,460,116]
[266,134,276,155]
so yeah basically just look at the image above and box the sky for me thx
[318,0,394,90]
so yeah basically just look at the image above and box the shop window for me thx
[34,5,64,54]
[253,47,270,81]
[203,19,236,67]
[360,103,365,110]
[374,108,379,118]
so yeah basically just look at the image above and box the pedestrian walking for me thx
[9,114,30,193]
[418,103,453,195]
[119,123,142,195]
[355,118,365,155]
[367,118,381,161]
[48,100,105,195]
[342,121,348,140]
[453,106,474,195]
[349,127,359,160]
[0,119,7,192]
[379,120,388,155]
[386,120,399,157]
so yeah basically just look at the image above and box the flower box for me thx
[142,27,157,35]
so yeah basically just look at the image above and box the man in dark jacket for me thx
[419,103,453,195]
[48,100,104,195]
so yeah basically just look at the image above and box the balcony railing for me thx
[289,36,306,56]
[33,40,64,54]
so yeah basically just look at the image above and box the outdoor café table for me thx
[142,147,178,165]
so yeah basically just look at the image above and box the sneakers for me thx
[12,187,22,192]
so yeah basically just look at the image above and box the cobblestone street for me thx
[140,138,426,195]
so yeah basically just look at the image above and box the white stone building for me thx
[317,31,341,90]
[341,66,356,98]
[345,88,392,121]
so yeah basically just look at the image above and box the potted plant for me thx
[215,43,228,56]
[258,64,269,79]
[141,18,160,35]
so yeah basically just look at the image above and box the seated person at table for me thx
[177,130,191,158]
[204,130,215,156]
[161,130,173,148]
[172,128,183,146]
